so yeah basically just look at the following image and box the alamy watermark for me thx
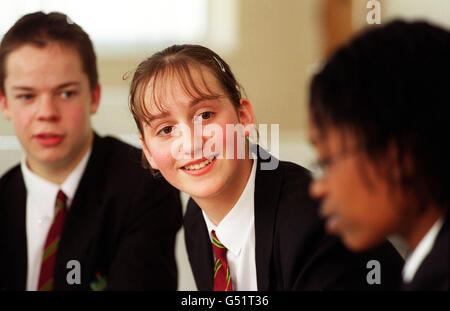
[367,0,381,25]
[66,259,81,285]
[366,259,381,285]
[165,122,279,170]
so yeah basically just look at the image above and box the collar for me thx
[202,158,257,256]
[402,216,445,283]
[21,146,92,209]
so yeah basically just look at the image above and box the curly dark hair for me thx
[309,20,450,209]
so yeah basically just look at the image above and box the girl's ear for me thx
[238,98,255,137]
[140,135,159,170]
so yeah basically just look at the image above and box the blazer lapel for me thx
[1,168,28,290]
[254,146,283,290]
[184,146,283,291]
[54,134,107,289]
[184,199,215,291]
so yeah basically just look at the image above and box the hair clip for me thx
[213,56,226,73]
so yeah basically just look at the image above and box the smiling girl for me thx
[129,44,404,291]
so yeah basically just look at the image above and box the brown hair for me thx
[129,44,245,170]
[0,11,98,93]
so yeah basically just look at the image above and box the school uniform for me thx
[0,133,182,290]
[184,147,404,290]
[402,212,449,290]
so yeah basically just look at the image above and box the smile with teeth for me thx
[183,158,214,170]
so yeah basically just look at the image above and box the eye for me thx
[60,90,76,99]
[157,126,174,136]
[317,157,331,171]
[194,111,215,122]
[16,94,34,101]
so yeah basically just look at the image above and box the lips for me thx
[319,203,339,234]
[324,215,339,233]
[183,158,214,170]
[180,156,217,176]
[34,133,64,147]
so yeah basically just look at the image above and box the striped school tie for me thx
[37,190,67,291]
[211,230,233,291]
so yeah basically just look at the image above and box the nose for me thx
[36,94,60,122]
[177,122,207,159]
[309,177,326,200]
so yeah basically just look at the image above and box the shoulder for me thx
[0,165,24,215]
[409,213,450,290]
[255,145,312,196]
[269,160,319,225]
[91,135,175,194]
[277,160,313,193]
[0,164,22,193]
[90,135,181,225]
[94,135,142,166]
[92,135,149,179]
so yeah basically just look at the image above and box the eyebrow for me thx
[11,82,81,92]
[147,96,220,123]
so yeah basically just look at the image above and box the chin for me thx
[186,182,224,200]
[341,233,379,253]
[34,154,63,165]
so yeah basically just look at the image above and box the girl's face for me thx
[140,65,255,201]
[308,121,410,252]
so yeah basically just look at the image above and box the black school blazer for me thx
[0,134,182,290]
[184,147,404,290]
[402,212,449,291]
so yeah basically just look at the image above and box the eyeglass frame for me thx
[310,148,362,181]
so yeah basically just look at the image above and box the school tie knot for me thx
[56,190,68,211]
[211,230,227,258]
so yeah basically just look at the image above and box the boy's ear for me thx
[0,91,11,120]
[140,135,159,170]
[90,84,101,115]
[238,98,255,136]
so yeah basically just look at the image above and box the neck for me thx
[401,204,446,251]
[26,132,93,185]
[194,158,254,226]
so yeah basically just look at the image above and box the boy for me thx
[0,12,182,290]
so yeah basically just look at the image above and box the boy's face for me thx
[308,118,408,252]
[140,66,254,202]
[0,43,100,173]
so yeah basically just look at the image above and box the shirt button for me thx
[37,218,43,224]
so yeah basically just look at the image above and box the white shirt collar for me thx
[21,146,92,209]
[202,158,257,256]
[402,216,445,283]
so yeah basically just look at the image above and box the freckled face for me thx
[308,120,408,252]
[141,66,254,201]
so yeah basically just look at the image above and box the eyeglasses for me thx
[310,149,359,180]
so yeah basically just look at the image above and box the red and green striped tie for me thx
[211,230,233,291]
[37,190,67,291]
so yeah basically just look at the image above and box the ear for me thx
[140,134,159,170]
[89,84,101,114]
[0,91,11,120]
[238,98,255,137]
